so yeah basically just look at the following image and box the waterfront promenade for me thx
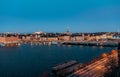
[67,50,118,77]
[61,41,118,47]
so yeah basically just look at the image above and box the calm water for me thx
[0,44,114,77]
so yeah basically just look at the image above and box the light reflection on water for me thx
[0,44,114,77]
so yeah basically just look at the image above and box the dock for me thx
[52,60,78,71]
[62,41,118,47]
[52,60,84,77]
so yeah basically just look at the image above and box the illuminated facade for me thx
[47,37,58,41]
[58,36,70,41]
[0,37,19,44]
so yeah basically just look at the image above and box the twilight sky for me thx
[0,0,120,33]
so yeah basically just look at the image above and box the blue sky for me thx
[0,0,120,33]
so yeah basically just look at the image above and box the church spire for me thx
[66,26,70,35]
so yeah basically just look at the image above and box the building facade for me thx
[0,36,20,44]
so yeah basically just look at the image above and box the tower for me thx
[66,26,70,35]
[40,29,43,34]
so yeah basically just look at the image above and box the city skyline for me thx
[0,0,120,33]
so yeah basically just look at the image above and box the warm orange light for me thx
[101,53,108,58]
[96,66,102,69]
[111,50,117,54]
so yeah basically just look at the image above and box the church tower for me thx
[66,26,70,35]
[39,29,43,34]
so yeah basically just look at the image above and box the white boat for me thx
[51,42,58,45]
[0,43,5,47]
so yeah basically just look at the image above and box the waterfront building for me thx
[39,37,47,41]
[82,33,85,40]
[35,29,43,34]
[95,36,101,41]
[0,36,19,44]
[26,36,31,40]
[35,35,38,39]
[0,36,20,46]
[101,34,107,39]
[21,35,32,41]
[21,36,26,40]
[47,37,58,41]
[71,36,84,41]
[85,34,113,41]
[84,34,92,41]
[112,35,120,39]
[58,35,70,41]
[106,35,113,39]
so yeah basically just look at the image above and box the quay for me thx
[0,43,20,47]
[21,40,118,47]
[0,36,20,47]
[52,60,84,77]
[62,41,118,47]
[52,60,78,71]
[21,41,58,46]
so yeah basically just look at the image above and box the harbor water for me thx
[0,44,114,77]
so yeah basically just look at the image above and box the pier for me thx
[52,60,84,77]
[62,41,118,47]
[52,60,78,71]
